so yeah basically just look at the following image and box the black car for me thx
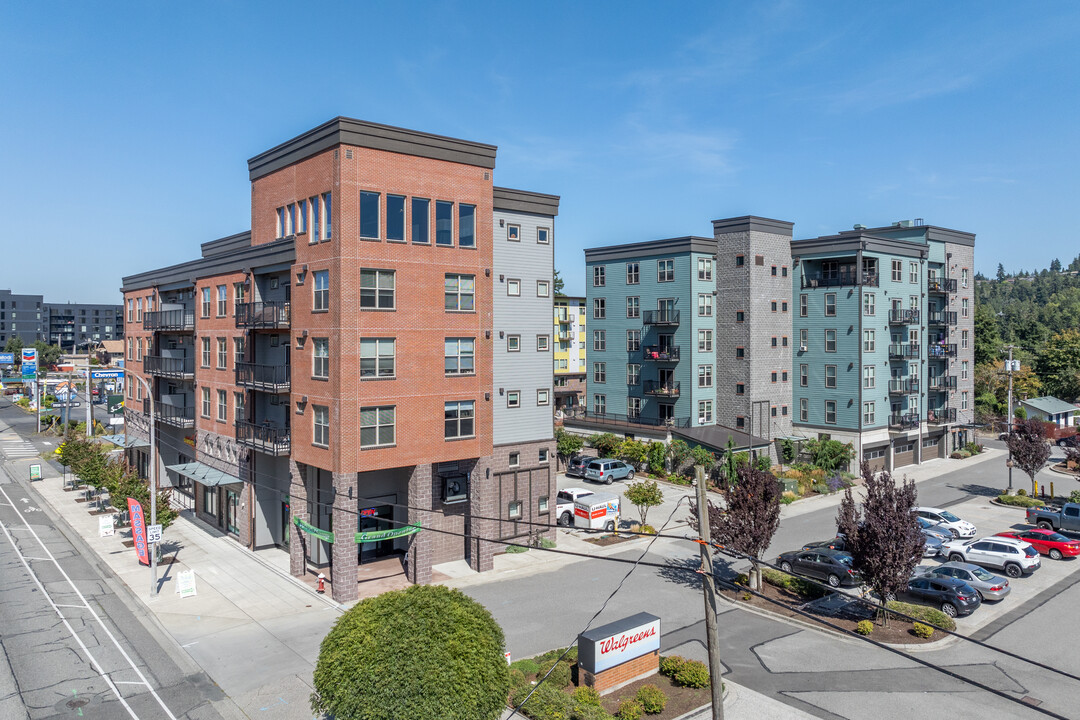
[777,548,862,588]
[565,455,594,478]
[802,536,846,552]
[902,576,982,618]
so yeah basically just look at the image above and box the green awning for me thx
[100,434,150,449]
[165,461,239,487]
[293,516,334,543]
[355,523,421,544]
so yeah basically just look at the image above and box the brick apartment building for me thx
[122,117,558,602]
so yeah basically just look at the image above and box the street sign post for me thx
[146,524,162,544]
[21,348,37,379]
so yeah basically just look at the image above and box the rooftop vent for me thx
[894,220,914,228]
[853,224,867,230]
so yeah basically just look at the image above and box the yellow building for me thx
[554,296,587,412]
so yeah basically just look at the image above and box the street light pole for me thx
[1005,346,1015,494]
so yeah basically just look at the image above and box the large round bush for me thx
[311,585,509,720]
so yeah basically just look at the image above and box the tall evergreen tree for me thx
[996,263,1006,281]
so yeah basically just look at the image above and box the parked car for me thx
[1025,503,1080,533]
[802,536,846,552]
[915,516,954,542]
[555,488,594,527]
[940,536,1041,578]
[777,548,862,588]
[914,562,1011,602]
[902,575,982,617]
[565,455,595,479]
[913,506,977,538]
[921,534,946,558]
[583,458,635,484]
[996,528,1080,560]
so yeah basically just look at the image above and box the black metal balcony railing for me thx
[157,404,195,429]
[235,301,291,329]
[643,380,680,397]
[927,407,958,424]
[889,344,920,359]
[236,420,291,456]
[643,346,680,362]
[888,308,920,325]
[235,362,290,392]
[929,375,958,391]
[642,309,680,326]
[928,343,958,359]
[927,310,958,326]
[928,278,958,294]
[143,355,194,379]
[560,408,691,429]
[888,378,920,395]
[143,309,195,332]
[801,271,879,289]
[889,413,920,430]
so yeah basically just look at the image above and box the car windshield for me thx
[970,567,995,581]
[939,511,961,522]
[1044,532,1070,543]
[833,555,853,566]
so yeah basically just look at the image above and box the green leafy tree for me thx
[4,336,24,355]
[31,341,63,369]
[617,439,649,466]
[1051,258,1063,273]
[996,263,1006,281]
[555,428,584,467]
[1037,329,1080,401]
[624,480,663,527]
[311,585,509,720]
[689,445,716,472]
[667,438,691,475]
[973,304,1002,367]
[646,441,667,476]
[1008,418,1052,494]
[802,438,855,473]
[587,432,621,458]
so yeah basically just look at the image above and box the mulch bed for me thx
[595,671,708,718]
[584,534,636,547]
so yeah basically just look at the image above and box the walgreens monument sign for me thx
[578,613,662,674]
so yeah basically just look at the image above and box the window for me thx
[445,338,475,375]
[322,192,332,239]
[626,262,640,285]
[201,387,211,418]
[204,485,218,517]
[782,301,788,312]
[962,361,969,379]
[910,262,919,284]
[698,365,712,388]
[698,258,713,280]
[307,338,328,378]
[771,371,778,382]
[698,400,713,424]
[698,294,713,317]
[593,266,605,287]
[962,329,969,349]
[537,227,550,244]
[825,329,836,352]
[234,282,247,308]
[626,296,639,319]
[825,293,836,316]
[593,298,605,319]
[771,406,777,417]
[771,265,777,276]
[136,338,143,360]
[771,337,778,348]
[537,335,549,351]
[864,402,876,425]
[444,274,473,311]
[313,270,329,311]
[360,338,395,378]
[736,416,745,428]
[537,389,549,406]
[771,301,778,312]
[360,191,380,239]
[799,329,808,349]
[891,260,902,282]
[782,336,789,347]
[626,329,641,351]
[509,452,520,467]
[537,280,550,297]
[234,391,245,422]
[507,391,520,408]
[593,330,606,351]
[961,268,969,288]
[864,365,875,389]
[217,338,227,369]
[864,293,875,316]
[825,364,836,388]
[234,337,244,366]
[311,405,330,447]
[539,449,549,464]
[782,266,788,277]
[698,330,712,352]
[962,298,969,318]
[411,198,430,244]
[135,298,142,321]
[825,400,836,424]
[593,394,607,414]
[216,390,227,421]
[800,364,808,387]
[736,310,745,322]
[458,204,476,248]
[736,347,745,359]
[735,254,745,267]
[864,329,875,352]
[507,279,520,296]
[962,391,969,410]
[127,338,132,360]
[508,501,522,519]
[593,362,606,383]
[201,287,211,318]
[506,223,520,241]
[201,337,210,367]
[435,200,453,246]
[127,299,133,323]
[628,397,641,418]
[627,363,640,386]
[298,198,308,235]
[657,259,674,282]
[800,294,808,317]
[444,401,474,439]
[736,383,745,395]
[310,195,321,241]
[756,255,764,266]
[800,398,808,421]
[361,406,396,447]
[782,370,788,382]
[507,335,520,352]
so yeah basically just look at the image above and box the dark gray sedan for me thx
[915,562,1011,602]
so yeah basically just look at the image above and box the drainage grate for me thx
[66,698,89,709]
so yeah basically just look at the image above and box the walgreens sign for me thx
[578,613,661,674]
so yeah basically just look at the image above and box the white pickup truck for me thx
[555,488,594,527]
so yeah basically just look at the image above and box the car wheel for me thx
[626,469,635,480]
[949,553,965,563]
[1051,548,1063,560]
[827,574,841,588]
[605,476,612,485]
[1004,563,1022,578]
[1038,521,1053,531]
[941,602,958,618]
[950,528,960,539]
[975,590,985,602]
[780,561,792,573]
[558,512,572,527]
[604,521,615,533]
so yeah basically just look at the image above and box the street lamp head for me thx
[1006,459,1014,468]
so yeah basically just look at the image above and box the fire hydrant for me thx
[316,573,326,594]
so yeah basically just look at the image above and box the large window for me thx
[593,266,605,287]
[360,338,395,378]
[436,200,453,246]
[698,294,713,317]
[411,198,430,244]
[313,405,330,447]
[217,390,227,421]
[360,191,380,239]
[593,362,606,383]
[825,400,836,424]
[627,363,640,386]
[627,330,640,352]
[360,406,396,448]
[593,298,605,319]
[698,258,712,281]
[626,262,639,285]
[626,296,639,318]
[458,204,476,248]
[825,329,836,352]
[698,330,712,352]
[445,338,475,375]
[313,270,330,311]
[444,401,474,439]
[217,338,227,369]
[362,269,396,309]
[313,338,329,379]
[657,259,674,282]
[444,274,474,311]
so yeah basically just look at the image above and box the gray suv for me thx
[584,458,635,484]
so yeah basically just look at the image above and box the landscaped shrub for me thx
[571,685,603,708]
[885,601,956,631]
[636,685,667,714]
[1070,489,1080,504]
[511,658,541,676]
[616,700,644,720]
[811,483,829,494]
[855,620,874,636]
[1016,488,1027,496]
[658,655,686,677]
[508,668,527,690]
[540,661,571,689]
[515,682,572,718]
[996,494,1045,508]
[574,705,616,720]
[965,442,983,455]
[506,544,529,554]
[912,622,935,639]
[674,660,710,689]
[950,452,963,459]
[762,568,829,599]
[781,491,797,504]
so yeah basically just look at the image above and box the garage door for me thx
[893,442,915,468]
[863,446,887,473]
[922,435,943,459]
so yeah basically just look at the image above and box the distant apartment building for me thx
[553,296,587,412]
[0,290,44,345]
[44,302,124,350]
[122,117,558,602]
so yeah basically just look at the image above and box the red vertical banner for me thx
[127,498,149,566]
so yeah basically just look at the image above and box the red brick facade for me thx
[579,651,659,695]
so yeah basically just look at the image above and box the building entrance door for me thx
[358,505,394,563]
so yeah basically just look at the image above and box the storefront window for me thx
[226,489,239,536]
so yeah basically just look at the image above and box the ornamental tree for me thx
[624,479,663,527]
[1008,418,1052,494]
[555,428,584,468]
[311,585,509,720]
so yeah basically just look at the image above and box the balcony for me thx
[889,413,920,431]
[236,420,291,457]
[888,378,920,395]
[143,355,194,380]
[156,404,195,429]
[928,375,958,391]
[143,309,194,332]
[928,278,958,294]
[557,329,572,341]
[235,301,291,329]
[642,309,679,326]
[928,343,958,359]
[927,407,957,424]
[643,346,680,362]
[928,310,958,326]
[236,362,290,393]
[643,380,680,397]
[888,309,920,325]
[560,408,691,430]
[888,344,920,360]
[801,271,879,289]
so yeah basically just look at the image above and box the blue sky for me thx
[2,2,1077,302]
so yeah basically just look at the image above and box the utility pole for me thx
[1005,346,1016,494]
[85,360,93,437]
[694,465,725,719]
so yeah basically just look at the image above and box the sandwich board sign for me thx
[176,570,198,598]
[29,464,42,481]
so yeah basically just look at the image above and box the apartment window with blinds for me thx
[360,338,395,378]
[217,338,227,369]
[217,390,227,422]
[444,401,474,439]
[313,405,330,447]
[626,262,640,285]
[312,338,329,379]
[445,338,475,375]
[217,285,227,316]
[361,406,396,448]
[444,274,473,312]
[234,392,245,422]
[313,271,330,311]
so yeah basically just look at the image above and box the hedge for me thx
[762,568,830,599]
[996,494,1045,508]
[885,600,956,631]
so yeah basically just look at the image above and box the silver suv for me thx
[941,536,1041,578]
[584,459,635,484]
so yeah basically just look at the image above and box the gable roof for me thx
[1020,396,1078,416]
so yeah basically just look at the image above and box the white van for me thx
[574,491,621,532]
